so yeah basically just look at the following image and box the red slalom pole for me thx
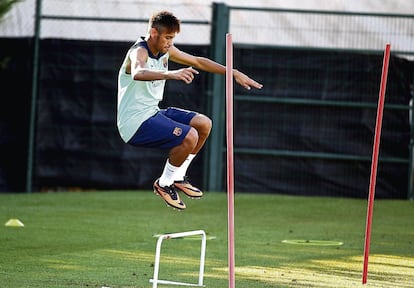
[362,43,391,284]
[226,33,236,288]
[226,33,235,288]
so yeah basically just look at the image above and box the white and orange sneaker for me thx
[153,179,186,210]
[174,176,203,199]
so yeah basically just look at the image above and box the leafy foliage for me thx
[0,0,21,21]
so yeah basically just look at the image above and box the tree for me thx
[0,0,21,21]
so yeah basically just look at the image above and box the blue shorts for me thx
[127,107,197,149]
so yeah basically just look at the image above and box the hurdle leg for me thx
[151,235,164,288]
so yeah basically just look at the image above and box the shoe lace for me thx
[182,175,190,184]
[164,185,179,200]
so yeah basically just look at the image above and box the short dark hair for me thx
[149,11,180,34]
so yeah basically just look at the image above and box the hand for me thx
[233,69,263,90]
[171,67,199,84]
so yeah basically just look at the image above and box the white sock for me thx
[159,159,179,187]
[174,154,196,181]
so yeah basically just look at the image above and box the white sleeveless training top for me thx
[117,40,169,142]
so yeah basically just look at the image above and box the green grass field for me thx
[0,191,413,288]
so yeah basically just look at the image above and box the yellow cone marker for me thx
[5,219,24,227]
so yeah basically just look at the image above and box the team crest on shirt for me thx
[173,127,182,136]
[163,58,168,68]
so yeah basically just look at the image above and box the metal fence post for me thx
[204,2,230,192]
[408,94,414,200]
[26,0,42,193]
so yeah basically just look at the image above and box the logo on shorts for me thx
[173,127,182,137]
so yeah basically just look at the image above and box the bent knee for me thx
[183,127,199,148]
[191,114,212,135]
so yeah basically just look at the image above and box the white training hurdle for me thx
[149,230,206,288]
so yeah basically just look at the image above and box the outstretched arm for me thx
[129,46,199,84]
[169,46,263,90]
[232,69,263,90]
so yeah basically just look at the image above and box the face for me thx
[151,28,176,54]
